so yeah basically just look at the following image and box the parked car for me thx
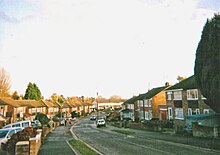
[0,127,24,149]
[96,119,106,127]
[90,115,96,120]
[3,120,42,129]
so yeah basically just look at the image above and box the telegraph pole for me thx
[96,92,99,119]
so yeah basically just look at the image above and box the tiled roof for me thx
[0,98,46,108]
[166,75,197,91]
[18,100,45,108]
[123,96,139,104]
[59,102,72,108]
[137,86,168,100]
[0,97,20,107]
[42,100,59,108]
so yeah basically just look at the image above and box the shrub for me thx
[35,113,49,126]
[3,127,37,154]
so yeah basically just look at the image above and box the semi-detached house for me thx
[165,75,213,133]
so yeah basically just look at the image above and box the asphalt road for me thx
[72,117,220,155]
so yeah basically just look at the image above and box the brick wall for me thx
[15,130,42,155]
[15,141,29,155]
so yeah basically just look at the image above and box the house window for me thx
[148,99,152,107]
[204,109,209,114]
[188,108,192,116]
[196,109,200,115]
[173,91,182,100]
[187,89,198,100]
[144,99,148,107]
[175,108,184,120]
[168,107,173,120]
[139,100,143,107]
[128,104,134,109]
[145,110,152,120]
[201,94,207,100]
[167,92,172,100]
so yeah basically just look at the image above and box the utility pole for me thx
[96,92,99,119]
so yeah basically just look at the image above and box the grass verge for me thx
[69,139,99,155]
[111,130,135,135]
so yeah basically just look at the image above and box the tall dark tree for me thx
[24,82,42,100]
[194,14,220,113]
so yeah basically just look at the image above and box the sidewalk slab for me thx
[38,125,75,155]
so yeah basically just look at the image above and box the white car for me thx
[96,119,106,127]
[0,127,24,149]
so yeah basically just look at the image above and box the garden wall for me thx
[192,122,219,138]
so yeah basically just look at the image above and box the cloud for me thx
[0,11,18,23]
[1,0,218,98]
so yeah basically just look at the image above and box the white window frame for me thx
[188,108,192,116]
[168,107,173,120]
[144,99,148,107]
[167,92,172,100]
[173,91,182,100]
[196,108,200,115]
[139,100,144,107]
[145,110,152,120]
[187,89,198,100]
[175,108,184,120]
[201,94,207,100]
[148,99,152,107]
[203,109,209,114]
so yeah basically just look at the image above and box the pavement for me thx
[38,125,76,155]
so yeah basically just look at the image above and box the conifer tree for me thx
[194,14,220,113]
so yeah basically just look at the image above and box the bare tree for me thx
[0,68,11,97]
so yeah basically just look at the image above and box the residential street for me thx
[72,116,220,155]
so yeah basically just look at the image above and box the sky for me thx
[0,0,219,99]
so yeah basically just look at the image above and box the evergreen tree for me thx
[24,82,42,100]
[12,91,19,100]
[194,14,220,113]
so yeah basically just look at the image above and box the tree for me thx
[194,14,220,113]
[109,95,122,103]
[177,76,186,82]
[12,91,19,100]
[51,93,65,103]
[24,82,42,100]
[0,68,11,97]
[35,113,49,126]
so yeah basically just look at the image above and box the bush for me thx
[3,127,37,154]
[35,113,49,126]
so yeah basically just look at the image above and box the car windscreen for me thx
[0,130,9,138]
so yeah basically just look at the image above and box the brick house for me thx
[165,75,213,133]
[121,96,137,121]
[41,100,59,119]
[136,85,169,121]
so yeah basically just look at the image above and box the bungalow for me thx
[165,75,213,133]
